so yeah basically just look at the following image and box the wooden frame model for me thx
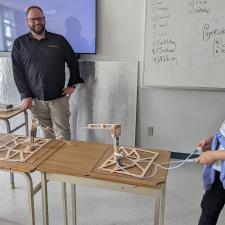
[85,123,159,178]
[0,115,72,163]
[99,146,159,178]
[0,134,50,162]
[86,123,121,138]
[85,123,121,152]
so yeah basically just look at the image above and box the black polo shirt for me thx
[11,31,84,101]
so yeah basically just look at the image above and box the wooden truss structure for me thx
[85,123,159,178]
[85,123,121,138]
[99,146,159,178]
[0,115,72,163]
[0,134,50,162]
[84,123,121,152]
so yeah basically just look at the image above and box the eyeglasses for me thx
[27,16,45,23]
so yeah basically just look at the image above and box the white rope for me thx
[115,151,198,179]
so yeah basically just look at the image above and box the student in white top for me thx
[195,121,225,225]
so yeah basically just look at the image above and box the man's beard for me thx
[30,24,45,35]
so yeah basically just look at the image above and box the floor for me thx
[0,161,224,225]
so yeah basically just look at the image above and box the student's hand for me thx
[195,151,217,165]
[23,97,32,109]
[62,87,75,98]
[197,136,213,152]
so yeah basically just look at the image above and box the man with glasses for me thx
[11,6,84,140]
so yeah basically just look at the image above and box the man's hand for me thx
[23,97,32,109]
[197,136,213,152]
[195,151,218,165]
[62,87,75,98]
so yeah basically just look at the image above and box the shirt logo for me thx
[48,45,59,48]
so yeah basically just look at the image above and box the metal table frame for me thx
[0,110,41,225]
[41,172,166,225]
[3,110,29,135]
[0,110,29,189]
[1,168,41,225]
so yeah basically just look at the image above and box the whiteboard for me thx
[143,0,225,89]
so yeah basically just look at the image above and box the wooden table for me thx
[0,135,65,225]
[0,107,29,188]
[38,140,171,225]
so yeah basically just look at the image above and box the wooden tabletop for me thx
[0,107,26,119]
[38,140,171,188]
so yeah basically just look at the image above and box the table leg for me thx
[154,186,165,225]
[71,184,77,225]
[22,172,35,225]
[41,172,49,225]
[3,111,29,190]
[62,183,68,225]
[3,119,15,189]
[10,172,15,189]
[4,119,10,133]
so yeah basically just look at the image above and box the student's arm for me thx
[195,151,225,165]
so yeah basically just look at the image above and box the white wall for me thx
[136,88,225,153]
[82,0,145,79]
[83,0,225,154]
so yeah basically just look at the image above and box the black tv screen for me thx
[0,0,96,53]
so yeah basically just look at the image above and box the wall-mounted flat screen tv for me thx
[0,0,96,54]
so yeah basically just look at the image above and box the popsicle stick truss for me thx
[99,146,159,178]
[84,124,121,138]
[0,134,50,162]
